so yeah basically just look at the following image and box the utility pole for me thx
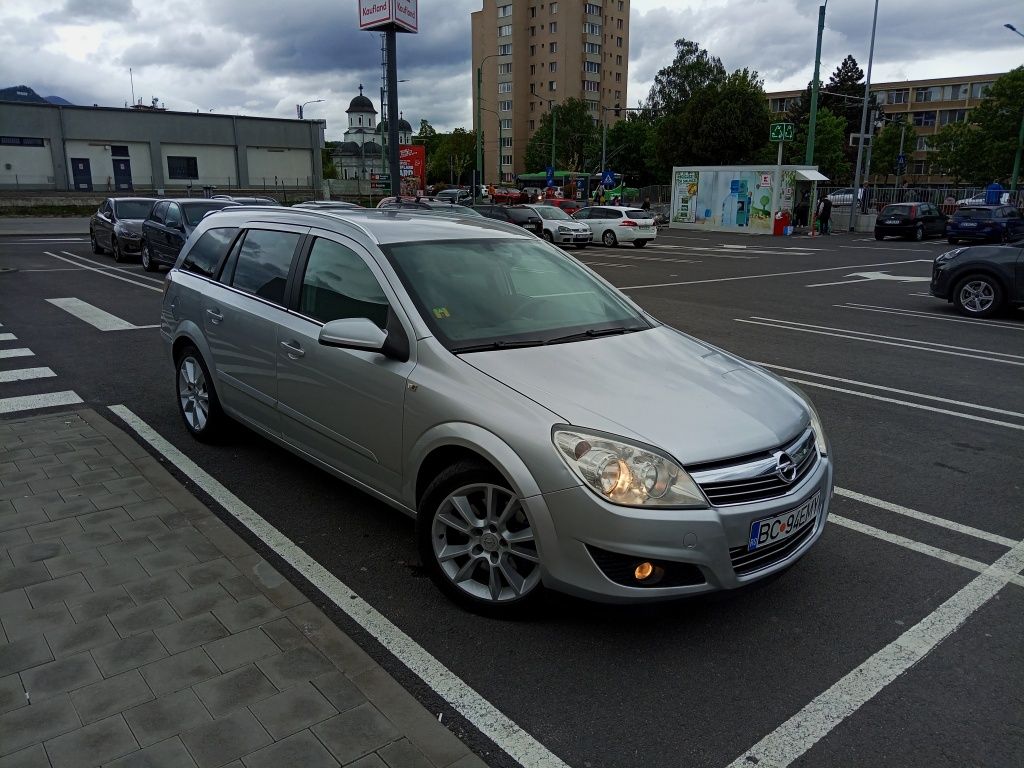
[474,54,498,203]
[805,3,827,166]
[384,31,401,197]
[1012,106,1024,192]
[550,103,557,173]
[848,0,879,232]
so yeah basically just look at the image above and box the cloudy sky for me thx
[3,0,1022,140]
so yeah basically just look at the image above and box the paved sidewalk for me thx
[0,409,485,768]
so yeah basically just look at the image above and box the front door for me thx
[112,158,133,191]
[70,158,92,191]
[276,232,413,497]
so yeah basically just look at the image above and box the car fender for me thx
[169,319,217,379]
[949,261,1013,295]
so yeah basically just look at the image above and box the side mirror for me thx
[318,317,387,353]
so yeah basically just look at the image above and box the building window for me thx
[501,137,513,148]
[498,4,512,17]
[500,100,513,111]
[529,64,536,75]
[585,42,601,54]
[530,102,535,112]
[550,1,558,11]
[586,99,599,111]
[110,145,129,157]
[549,21,557,33]
[0,136,46,146]
[548,81,557,91]
[502,155,513,166]
[549,41,557,53]
[582,80,600,92]
[912,159,928,175]
[769,97,790,112]
[889,89,909,104]
[616,36,623,47]
[585,61,601,73]
[501,119,512,129]
[939,108,968,125]
[530,45,535,55]
[615,72,622,83]
[585,2,601,13]
[915,87,940,103]
[529,120,535,129]
[911,111,936,127]
[498,82,513,93]
[530,5,536,17]
[615,54,622,65]
[549,62,557,72]
[617,17,623,29]
[970,82,992,99]
[617,0,623,9]
[530,25,535,36]
[614,90,621,100]
[585,22,602,35]
[498,24,512,36]
[942,84,968,100]
[498,43,512,55]
[916,136,930,151]
[167,156,198,179]
[498,63,512,75]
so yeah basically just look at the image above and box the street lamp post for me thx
[475,54,500,201]
[536,96,558,186]
[847,0,879,232]
[297,99,324,119]
[1005,24,1024,191]
[805,3,828,166]
[481,107,502,188]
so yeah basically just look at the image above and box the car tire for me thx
[417,461,543,616]
[543,230,554,243]
[633,240,648,249]
[874,232,884,240]
[141,241,158,272]
[602,230,618,247]
[111,236,124,263]
[913,224,924,242]
[174,345,226,442]
[90,230,104,254]
[947,238,959,245]
[952,274,1004,318]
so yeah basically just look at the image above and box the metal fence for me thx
[815,185,1023,214]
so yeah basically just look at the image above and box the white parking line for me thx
[0,391,83,414]
[736,319,1024,367]
[46,298,159,331]
[0,367,55,383]
[44,252,163,293]
[620,259,930,290]
[839,303,1024,332]
[59,251,165,285]
[755,362,1024,419]
[834,487,1017,548]
[108,405,569,768]
[727,531,1024,767]
[579,261,634,269]
[839,245,937,253]
[0,348,34,359]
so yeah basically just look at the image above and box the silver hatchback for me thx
[161,207,833,613]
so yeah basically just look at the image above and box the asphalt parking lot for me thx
[1,224,1021,768]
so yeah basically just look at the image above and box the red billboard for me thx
[399,144,426,194]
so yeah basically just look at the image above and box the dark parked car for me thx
[293,200,363,209]
[141,199,240,271]
[475,205,543,235]
[90,197,157,262]
[376,198,482,217]
[930,244,1024,318]
[873,202,946,241]
[211,195,280,206]
[947,205,1024,245]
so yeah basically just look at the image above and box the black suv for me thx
[476,205,543,236]
[930,243,1024,317]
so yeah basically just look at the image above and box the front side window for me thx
[179,227,238,277]
[380,237,649,349]
[299,238,389,328]
[164,204,182,228]
[230,229,300,305]
[150,201,168,224]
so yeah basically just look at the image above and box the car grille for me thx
[729,516,818,575]
[690,430,818,507]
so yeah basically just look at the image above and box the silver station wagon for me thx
[161,207,833,613]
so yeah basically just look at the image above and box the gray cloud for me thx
[120,30,237,71]
[42,0,137,23]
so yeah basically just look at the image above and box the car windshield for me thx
[114,201,155,219]
[955,207,995,220]
[380,237,650,350]
[181,202,235,225]
[533,205,571,220]
[881,205,914,216]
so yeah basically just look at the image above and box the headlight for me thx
[934,248,964,264]
[552,428,707,508]
[557,225,572,233]
[807,407,828,457]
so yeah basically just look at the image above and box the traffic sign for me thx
[371,173,391,182]
[770,122,795,142]
[546,166,555,188]
[896,153,906,165]
[601,169,616,187]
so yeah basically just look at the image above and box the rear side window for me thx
[178,227,238,277]
[230,229,300,305]
[299,238,389,328]
[625,209,648,219]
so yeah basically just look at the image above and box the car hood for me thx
[542,218,588,230]
[115,219,145,235]
[460,326,808,465]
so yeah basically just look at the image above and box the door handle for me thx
[206,309,223,325]
[280,340,305,359]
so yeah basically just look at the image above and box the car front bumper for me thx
[554,230,592,244]
[523,455,833,602]
[115,234,144,253]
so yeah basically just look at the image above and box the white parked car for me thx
[574,205,659,248]
[826,188,863,207]
[523,204,592,248]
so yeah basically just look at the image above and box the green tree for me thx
[930,122,984,185]
[603,114,656,184]
[321,148,338,180]
[523,98,599,172]
[643,39,726,112]
[426,129,476,185]
[868,119,916,184]
[967,66,1024,182]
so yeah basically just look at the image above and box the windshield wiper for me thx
[544,326,640,345]
[451,339,549,354]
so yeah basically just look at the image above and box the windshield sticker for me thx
[432,307,451,319]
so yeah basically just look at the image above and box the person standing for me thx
[641,197,651,211]
[985,179,1004,205]
[816,194,833,235]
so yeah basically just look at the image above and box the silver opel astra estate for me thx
[161,207,832,613]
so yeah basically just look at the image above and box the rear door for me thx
[161,203,187,264]
[144,202,167,254]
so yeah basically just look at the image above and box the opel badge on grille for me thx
[775,451,798,484]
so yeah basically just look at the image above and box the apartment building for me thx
[766,72,1006,185]
[471,0,630,182]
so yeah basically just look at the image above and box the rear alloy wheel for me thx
[90,230,104,254]
[913,224,924,241]
[953,275,1003,318]
[175,346,225,441]
[141,242,158,272]
[602,230,618,247]
[418,463,542,615]
[633,239,648,248]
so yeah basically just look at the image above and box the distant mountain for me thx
[0,85,73,105]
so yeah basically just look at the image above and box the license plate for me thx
[960,222,977,228]
[886,219,900,224]
[747,492,821,552]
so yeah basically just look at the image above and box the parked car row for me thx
[873,202,1024,244]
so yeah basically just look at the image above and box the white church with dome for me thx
[330,85,413,187]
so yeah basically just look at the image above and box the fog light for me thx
[634,562,654,581]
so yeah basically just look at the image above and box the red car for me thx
[551,198,582,216]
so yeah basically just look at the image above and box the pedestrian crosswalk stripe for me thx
[0,367,56,383]
[0,348,34,359]
[0,333,16,342]
[0,391,83,414]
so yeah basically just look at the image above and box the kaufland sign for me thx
[359,0,418,33]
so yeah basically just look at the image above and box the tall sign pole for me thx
[847,0,878,232]
[359,0,418,197]
[805,4,827,166]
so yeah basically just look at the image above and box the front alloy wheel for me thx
[141,242,157,272]
[111,236,124,263]
[90,230,103,254]
[953,275,1002,318]
[419,466,542,613]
